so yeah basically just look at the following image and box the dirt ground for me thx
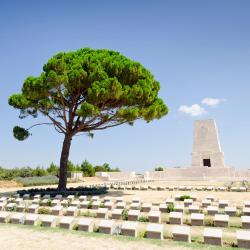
[0,180,23,188]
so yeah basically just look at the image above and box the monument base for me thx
[145,167,250,181]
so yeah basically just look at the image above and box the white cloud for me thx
[178,104,206,117]
[201,97,226,107]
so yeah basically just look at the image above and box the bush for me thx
[15,175,59,187]
[81,211,96,217]
[16,186,107,197]
[166,204,175,213]
[87,200,93,209]
[47,162,59,176]
[155,167,164,171]
[122,209,129,220]
[138,230,147,238]
[138,216,149,222]
[80,160,95,177]
[179,195,192,201]
[99,202,105,208]
[204,217,214,226]
[38,207,51,214]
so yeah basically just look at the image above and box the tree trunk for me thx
[58,134,72,191]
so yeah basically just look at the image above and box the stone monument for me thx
[191,120,225,168]
[99,119,250,181]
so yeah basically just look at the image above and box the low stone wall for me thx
[145,167,250,181]
[95,171,136,181]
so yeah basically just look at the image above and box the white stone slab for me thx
[78,218,94,232]
[59,216,76,229]
[130,203,140,210]
[203,228,222,238]
[79,195,87,202]
[99,219,115,234]
[0,211,11,223]
[191,213,204,220]
[96,207,108,218]
[132,197,140,203]
[172,225,191,242]
[66,206,78,216]
[169,212,182,219]
[10,213,25,224]
[92,196,100,201]
[24,214,40,225]
[146,223,163,240]
[121,221,138,237]
[116,197,124,203]
[41,215,57,227]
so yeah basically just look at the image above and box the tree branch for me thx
[27,123,54,130]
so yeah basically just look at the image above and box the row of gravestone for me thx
[109,185,247,192]
[2,195,250,215]
[1,199,250,230]
[0,211,249,248]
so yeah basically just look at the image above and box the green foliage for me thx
[81,210,96,217]
[0,166,49,180]
[166,204,175,213]
[122,209,129,220]
[67,160,81,172]
[15,175,58,186]
[204,217,214,227]
[17,186,107,197]
[179,195,192,201]
[9,48,168,138]
[138,216,149,222]
[0,160,119,181]
[13,126,30,141]
[99,202,105,208]
[155,167,164,171]
[6,204,16,212]
[47,162,59,176]
[87,200,93,209]
[80,160,95,177]
[38,207,51,214]
[138,230,147,238]
[32,166,48,177]
[46,199,52,207]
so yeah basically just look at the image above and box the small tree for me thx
[80,160,95,177]
[155,167,164,171]
[47,162,59,176]
[9,48,168,191]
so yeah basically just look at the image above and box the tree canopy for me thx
[9,48,168,190]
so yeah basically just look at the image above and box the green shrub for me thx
[138,216,149,222]
[204,217,214,226]
[38,207,51,214]
[93,225,99,232]
[138,230,147,238]
[166,204,175,213]
[15,175,58,187]
[179,195,192,201]
[81,211,96,217]
[99,202,105,208]
[122,209,129,220]
[87,201,93,209]
[155,167,164,171]
[17,186,107,197]
[47,199,52,207]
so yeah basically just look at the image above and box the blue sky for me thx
[0,0,249,171]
